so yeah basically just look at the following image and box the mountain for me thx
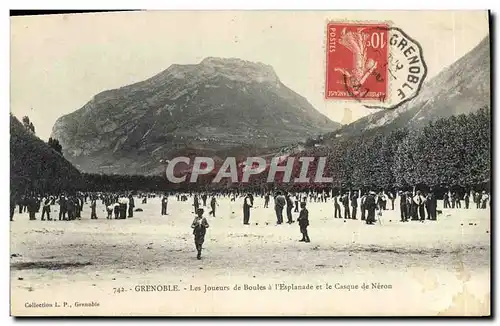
[52,57,340,174]
[10,115,81,195]
[329,36,490,139]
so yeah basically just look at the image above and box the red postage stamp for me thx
[325,22,389,102]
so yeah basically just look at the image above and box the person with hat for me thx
[480,191,489,209]
[413,190,426,221]
[297,202,310,242]
[191,208,209,260]
[243,193,253,225]
[365,191,377,225]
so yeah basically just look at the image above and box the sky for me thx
[10,10,489,140]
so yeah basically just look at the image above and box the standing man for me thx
[360,192,367,221]
[334,193,342,219]
[350,191,358,220]
[58,195,67,221]
[474,191,481,209]
[425,190,437,221]
[294,194,299,213]
[191,208,209,260]
[193,195,200,213]
[201,193,208,207]
[285,193,294,224]
[297,202,310,243]
[443,191,450,209]
[341,192,350,219]
[41,196,51,221]
[274,192,286,225]
[264,193,270,208]
[413,190,426,221]
[481,191,489,209]
[90,198,98,219]
[243,193,253,225]
[209,196,217,217]
[365,191,377,225]
[464,191,470,209]
[27,195,37,221]
[128,194,135,218]
[161,194,168,215]
[399,191,408,222]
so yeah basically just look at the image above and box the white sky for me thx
[10,10,489,140]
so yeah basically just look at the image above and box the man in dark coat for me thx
[341,192,350,219]
[128,194,135,218]
[334,194,342,219]
[41,196,52,221]
[161,195,168,215]
[297,202,310,243]
[191,208,209,260]
[365,191,377,225]
[274,192,286,225]
[350,191,358,220]
[59,195,67,221]
[243,193,253,225]
[285,193,294,224]
[425,191,437,221]
[399,191,408,222]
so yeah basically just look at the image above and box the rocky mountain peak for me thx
[163,57,279,85]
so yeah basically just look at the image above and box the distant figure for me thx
[106,203,114,219]
[443,192,450,209]
[243,193,253,225]
[201,193,208,207]
[58,195,67,221]
[193,195,200,212]
[285,193,294,224]
[413,190,426,221]
[341,192,350,219]
[274,192,286,225]
[388,191,395,210]
[481,191,489,209]
[425,190,437,221]
[399,191,408,222]
[264,193,270,208]
[191,208,209,260]
[360,192,367,220]
[27,196,38,221]
[334,194,342,219]
[209,196,217,217]
[293,194,299,212]
[350,191,358,220]
[161,195,168,215]
[365,191,377,225]
[474,192,481,209]
[90,199,98,219]
[297,202,310,243]
[41,197,52,221]
[118,195,128,219]
[113,203,120,219]
[128,194,135,218]
[464,192,470,209]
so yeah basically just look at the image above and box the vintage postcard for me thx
[10,10,491,316]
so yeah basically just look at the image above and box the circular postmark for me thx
[325,23,427,110]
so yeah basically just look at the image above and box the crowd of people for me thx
[10,188,491,260]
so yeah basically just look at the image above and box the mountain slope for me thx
[10,115,81,195]
[52,57,340,174]
[330,36,490,139]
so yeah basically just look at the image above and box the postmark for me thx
[325,22,427,110]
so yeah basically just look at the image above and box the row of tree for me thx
[11,108,491,195]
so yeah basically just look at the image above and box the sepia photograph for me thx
[9,10,491,316]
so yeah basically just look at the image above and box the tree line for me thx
[11,108,491,195]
